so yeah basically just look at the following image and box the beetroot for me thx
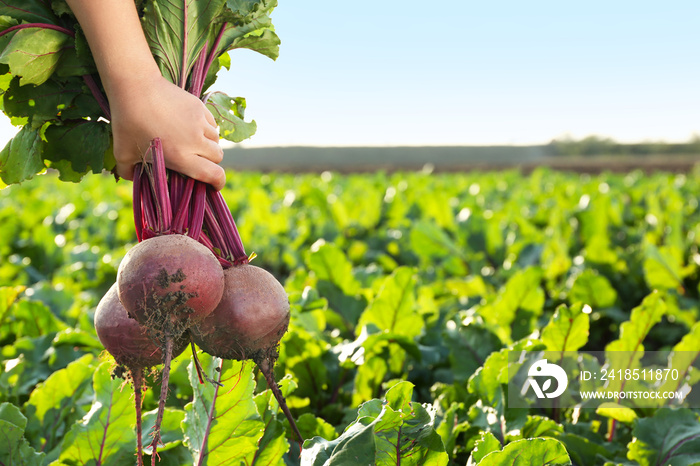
[191,264,290,361]
[117,233,225,464]
[117,234,225,338]
[95,283,188,466]
[95,283,188,368]
[191,264,302,445]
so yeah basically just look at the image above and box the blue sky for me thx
[1,0,698,148]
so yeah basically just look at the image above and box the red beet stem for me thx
[188,42,209,97]
[133,165,144,241]
[150,337,174,466]
[207,188,248,264]
[150,139,172,233]
[201,26,226,89]
[172,176,195,234]
[203,199,231,260]
[140,171,158,235]
[188,182,207,241]
[133,369,145,466]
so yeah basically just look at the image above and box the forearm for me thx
[65,0,161,99]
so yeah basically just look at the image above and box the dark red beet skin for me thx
[191,264,290,361]
[94,284,187,367]
[117,234,225,332]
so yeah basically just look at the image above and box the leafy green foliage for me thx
[182,357,273,464]
[477,438,571,465]
[2,167,700,464]
[628,409,700,466]
[204,92,257,143]
[0,402,45,465]
[541,303,590,352]
[57,361,137,465]
[302,382,448,465]
[0,29,69,86]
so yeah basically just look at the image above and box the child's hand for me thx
[110,72,226,190]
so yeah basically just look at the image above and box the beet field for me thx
[1,167,699,465]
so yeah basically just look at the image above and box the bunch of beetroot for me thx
[94,139,299,465]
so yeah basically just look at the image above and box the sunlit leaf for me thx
[302,382,448,465]
[628,409,700,466]
[205,92,257,143]
[0,402,44,465]
[569,269,617,308]
[0,28,69,85]
[478,438,571,465]
[469,431,500,464]
[57,361,136,465]
[23,354,94,453]
[182,357,263,465]
[604,291,666,383]
[541,303,590,352]
[359,267,421,338]
[0,125,45,185]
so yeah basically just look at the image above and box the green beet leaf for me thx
[182,357,264,465]
[0,1,57,24]
[479,267,545,333]
[205,92,257,143]
[595,403,637,424]
[628,409,700,466]
[643,244,687,291]
[302,381,448,465]
[409,220,463,264]
[569,269,618,309]
[0,28,69,86]
[359,267,422,338]
[141,408,186,455]
[226,0,276,20]
[251,376,294,464]
[520,415,564,439]
[296,413,337,444]
[56,361,136,466]
[307,242,360,296]
[468,349,508,410]
[0,402,45,465]
[477,438,571,466]
[214,5,279,58]
[0,298,67,341]
[227,28,280,60]
[0,125,45,185]
[541,303,590,352]
[3,77,83,128]
[0,285,25,323]
[604,291,666,393]
[43,120,112,181]
[55,30,97,78]
[23,354,95,454]
[446,321,502,383]
[656,321,700,400]
[142,0,226,85]
[469,431,501,464]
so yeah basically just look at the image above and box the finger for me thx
[115,160,135,181]
[203,123,219,142]
[169,157,226,190]
[203,106,217,127]
[113,142,136,181]
[198,137,224,164]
